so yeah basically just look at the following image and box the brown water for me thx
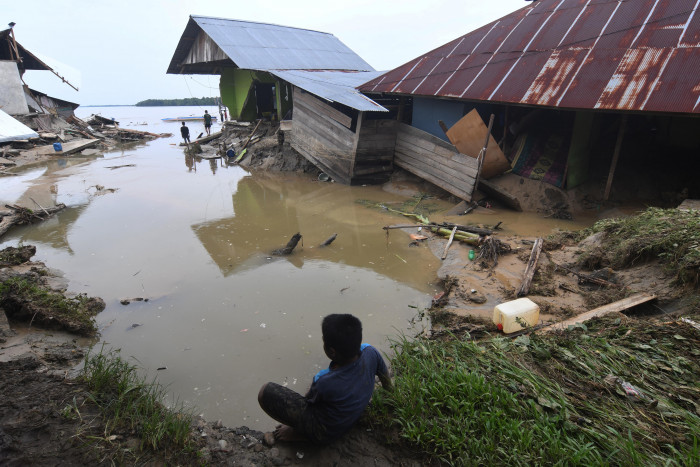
[0,106,602,429]
[0,106,454,428]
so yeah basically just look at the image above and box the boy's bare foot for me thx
[263,432,276,446]
[274,424,307,442]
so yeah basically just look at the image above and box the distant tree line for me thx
[135,97,219,107]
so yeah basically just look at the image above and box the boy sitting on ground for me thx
[258,313,392,444]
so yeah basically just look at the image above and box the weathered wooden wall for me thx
[290,88,356,184]
[394,123,478,201]
[183,31,228,64]
[353,119,396,183]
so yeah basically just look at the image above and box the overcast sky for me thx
[5,0,528,105]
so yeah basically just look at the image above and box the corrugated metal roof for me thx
[167,16,374,74]
[360,0,700,114]
[0,109,38,143]
[271,70,388,111]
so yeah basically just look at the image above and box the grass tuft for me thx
[81,346,194,453]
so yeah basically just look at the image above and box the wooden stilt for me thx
[604,114,628,201]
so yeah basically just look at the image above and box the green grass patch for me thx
[574,208,700,286]
[81,346,195,453]
[371,315,700,466]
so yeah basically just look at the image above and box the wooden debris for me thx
[538,293,657,333]
[180,130,223,147]
[241,119,263,151]
[476,236,511,268]
[517,237,543,297]
[272,233,303,255]
[0,203,66,239]
[319,233,337,247]
[441,226,458,259]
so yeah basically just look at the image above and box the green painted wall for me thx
[220,69,292,122]
[566,111,594,189]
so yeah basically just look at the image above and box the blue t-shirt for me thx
[307,344,388,441]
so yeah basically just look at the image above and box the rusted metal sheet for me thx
[360,0,700,114]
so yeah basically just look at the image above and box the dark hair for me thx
[322,314,362,360]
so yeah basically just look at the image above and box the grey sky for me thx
[4,0,527,105]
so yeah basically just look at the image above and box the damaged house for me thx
[167,16,401,185]
[359,0,700,204]
[0,25,79,142]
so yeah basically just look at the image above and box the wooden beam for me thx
[538,293,657,333]
[517,238,543,297]
[604,114,627,201]
[471,114,494,200]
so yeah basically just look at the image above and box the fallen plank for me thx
[179,131,223,147]
[538,293,657,333]
[32,138,100,156]
[517,237,543,297]
[478,179,522,212]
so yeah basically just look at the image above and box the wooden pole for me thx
[441,226,458,260]
[517,237,543,297]
[471,114,495,200]
[604,114,627,201]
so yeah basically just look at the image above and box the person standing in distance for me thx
[180,121,190,146]
[203,110,212,136]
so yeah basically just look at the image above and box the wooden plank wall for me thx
[290,88,356,184]
[394,123,478,201]
[354,119,397,181]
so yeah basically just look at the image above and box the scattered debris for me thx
[0,203,66,239]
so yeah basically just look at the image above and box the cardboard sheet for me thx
[445,109,511,179]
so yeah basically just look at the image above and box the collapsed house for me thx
[167,16,406,185]
[359,0,700,203]
[0,26,80,136]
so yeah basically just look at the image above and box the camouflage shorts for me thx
[258,382,329,443]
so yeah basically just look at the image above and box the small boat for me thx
[161,116,218,122]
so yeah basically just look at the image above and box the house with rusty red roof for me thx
[359,0,700,205]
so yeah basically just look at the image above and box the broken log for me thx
[538,293,657,333]
[517,237,543,297]
[441,226,458,260]
[272,233,303,255]
[0,203,66,239]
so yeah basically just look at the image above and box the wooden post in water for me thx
[604,114,628,201]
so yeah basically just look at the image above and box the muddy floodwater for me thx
[1,106,596,429]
